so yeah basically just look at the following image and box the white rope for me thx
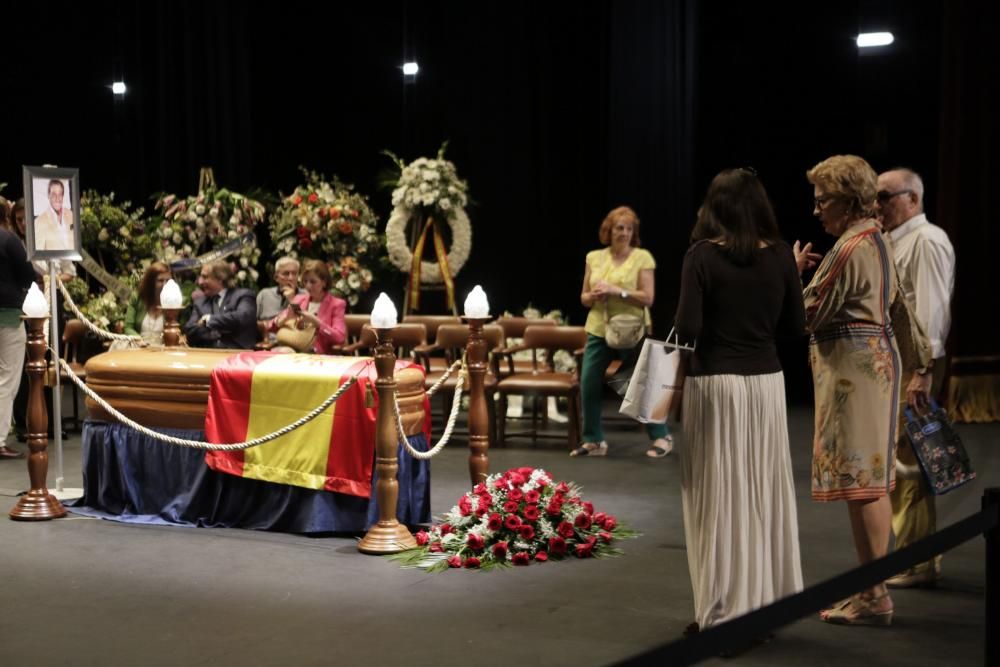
[395,366,466,460]
[425,359,463,398]
[54,354,362,451]
[55,276,143,344]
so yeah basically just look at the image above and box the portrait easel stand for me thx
[47,261,82,501]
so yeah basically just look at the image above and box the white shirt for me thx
[33,206,77,277]
[888,213,955,358]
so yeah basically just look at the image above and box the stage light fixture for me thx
[111,81,127,95]
[856,32,894,48]
[402,62,419,75]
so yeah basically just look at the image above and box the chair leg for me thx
[498,393,508,445]
[487,393,498,448]
[567,391,580,450]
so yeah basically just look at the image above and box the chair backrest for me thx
[344,314,369,342]
[402,315,461,343]
[62,319,89,363]
[497,316,557,339]
[435,324,505,360]
[358,323,428,358]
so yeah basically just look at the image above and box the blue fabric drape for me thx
[71,420,430,534]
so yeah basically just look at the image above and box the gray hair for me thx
[274,256,300,273]
[891,167,925,212]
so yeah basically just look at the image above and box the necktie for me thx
[211,295,220,315]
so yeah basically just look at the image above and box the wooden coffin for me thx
[84,348,428,434]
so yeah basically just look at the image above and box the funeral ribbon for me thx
[169,232,257,274]
[79,249,132,301]
[407,217,456,312]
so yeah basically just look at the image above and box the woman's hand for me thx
[591,280,614,299]
[793,240,822,275]
[906,371,933,411]
[298,310,321,328]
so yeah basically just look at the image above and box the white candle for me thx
[22,283,49,318]
[463,285,490,318]
[160,279,183,308]
[370,293,398,328]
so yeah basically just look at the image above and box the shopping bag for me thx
[903,399,975,495]
[619,337,685,424]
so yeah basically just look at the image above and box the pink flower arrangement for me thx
[390,467,637,572]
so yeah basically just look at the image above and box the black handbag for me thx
[903,399,975,495]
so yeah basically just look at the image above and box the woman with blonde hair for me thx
[795,154,931,626]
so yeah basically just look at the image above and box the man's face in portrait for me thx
[48,181,65,215]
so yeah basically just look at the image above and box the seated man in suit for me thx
[184,260,257,349]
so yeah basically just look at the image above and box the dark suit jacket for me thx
[184,288,258,350]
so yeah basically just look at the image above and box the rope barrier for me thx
[425,359,463,398]
[614,496,1000,666]
[54,275,143,344]
[395,365,467,460]
[54,353,364,451]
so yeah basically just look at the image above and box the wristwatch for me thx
[620,290,629,300]
[916,359,934,376]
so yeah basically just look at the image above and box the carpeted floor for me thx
[0,397,994,666]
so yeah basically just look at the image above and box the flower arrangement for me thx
[79,191,156,276]
[153,182,266,289]
[390,467,637,571]
[271,169,382,308]
[80,288,129,333]
[384,144,472,284]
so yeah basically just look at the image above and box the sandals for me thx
[821,593,893,626]
[570,441,608,457]
[646,436,674,458]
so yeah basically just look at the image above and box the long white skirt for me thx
[680,372,803,628]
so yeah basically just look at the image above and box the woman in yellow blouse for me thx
[573,206,672,458]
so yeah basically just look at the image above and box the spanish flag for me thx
[204,352,381,497]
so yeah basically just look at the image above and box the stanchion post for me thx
[161,308,182,347]
[9,315,66,520]
[358,327,417,554]
[985,487,999,667]
[464,317,490,487]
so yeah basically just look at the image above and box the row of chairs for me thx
[331,315,589,450]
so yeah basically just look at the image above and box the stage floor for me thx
[0,399,994,666]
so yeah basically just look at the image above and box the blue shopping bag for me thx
[903,399,975,495]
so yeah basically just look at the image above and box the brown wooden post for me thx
[10,316,66,520]
[464,317,490,487]
[161,307,182,347]
[358,328,417,554]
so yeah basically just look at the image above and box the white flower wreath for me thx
[383,150,471,284]
[385,206,471,283]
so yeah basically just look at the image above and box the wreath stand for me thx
[402,215,458,317]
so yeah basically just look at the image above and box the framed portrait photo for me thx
[22,165,83,262]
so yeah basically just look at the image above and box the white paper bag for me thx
[618,337,685,424]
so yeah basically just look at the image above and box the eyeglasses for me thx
[876,189,913,204]
[813,195,836,210]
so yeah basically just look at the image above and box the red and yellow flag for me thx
[205,352,377,497]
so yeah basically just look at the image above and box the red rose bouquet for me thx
[390,467,638,571]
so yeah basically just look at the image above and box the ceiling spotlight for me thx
[111,81,127,95]
[402,62,419,76]
[856,32,894,48]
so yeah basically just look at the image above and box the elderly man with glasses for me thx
[876,167,956,589]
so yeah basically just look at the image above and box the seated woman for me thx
[268,259,346,354]
[124,261,173,342]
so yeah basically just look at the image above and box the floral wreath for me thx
[153,169,265,289]
[271,168,382,307]
[384,145,471,285]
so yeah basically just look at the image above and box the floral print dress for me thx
[804,220,902,501]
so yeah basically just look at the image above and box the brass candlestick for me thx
[358,327,417,554]
[10,316,66,521]
[161,307,182,347]
[463,317,490,487]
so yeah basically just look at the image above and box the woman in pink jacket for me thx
[269,259,346,354]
